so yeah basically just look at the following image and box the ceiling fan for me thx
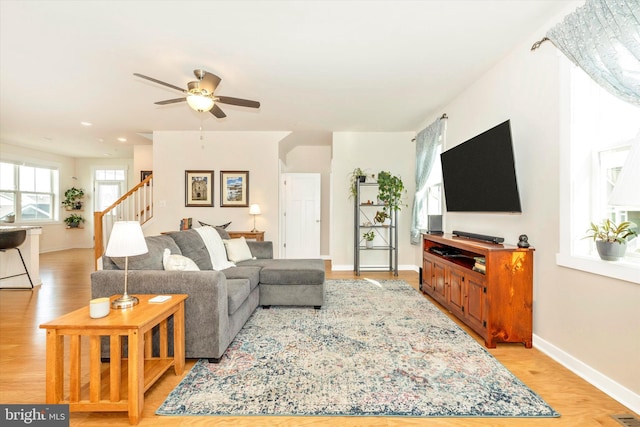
[134,69,260,118]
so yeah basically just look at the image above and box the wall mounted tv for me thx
[440,119,522,213]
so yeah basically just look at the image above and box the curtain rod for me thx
[530,36,550,51]
[412,113,447,141]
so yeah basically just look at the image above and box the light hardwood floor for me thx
[0,248,636,426]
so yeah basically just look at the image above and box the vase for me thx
[365,240,374,249]
[595,240,627,261]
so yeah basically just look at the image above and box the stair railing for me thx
[94,174,153,268]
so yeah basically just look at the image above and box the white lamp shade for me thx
[249,204,261,215]
[105,221,148,257]
[186,94,214,112]
[609,137,640,208]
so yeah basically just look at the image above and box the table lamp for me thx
[249,204,261,232]
[105,221,148,309]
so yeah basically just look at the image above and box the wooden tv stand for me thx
[421,233,534,348]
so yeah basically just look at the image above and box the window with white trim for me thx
[0,162,59,223]
[568,66,640,262]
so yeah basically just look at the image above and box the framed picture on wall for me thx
[140,170,152,182]
[185,170,214,207]
[220,171,249,207]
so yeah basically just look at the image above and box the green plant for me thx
[64,213,85,227]
[363,231,375,241]
[62,187,85,208]
[584,219,637,243]
[348,167,367,199]
[376,171,406,212]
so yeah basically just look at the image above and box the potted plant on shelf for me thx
[584,219,637,261]
[62,187,85,210]
[363,231,375,248]
[376,171,406,214]
[64,214,85,228]
[348,167,367,199]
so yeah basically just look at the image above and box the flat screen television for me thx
[440,120,522,213]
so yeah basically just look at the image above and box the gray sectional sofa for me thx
[90,227,325,362]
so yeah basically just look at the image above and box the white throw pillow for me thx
[162,248,200,271]
[223,237,255,263]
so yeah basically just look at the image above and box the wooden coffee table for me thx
[40,294,187,425]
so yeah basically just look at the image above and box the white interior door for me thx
[282,173,321,259]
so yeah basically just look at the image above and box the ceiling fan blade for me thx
[133,73,186,93]
[210,104,226,118]
[217,96,260,108]
[194,69,221,93]
[155,97,186,105]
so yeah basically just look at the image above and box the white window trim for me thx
[0,158,61,225]
[556,59,640,285]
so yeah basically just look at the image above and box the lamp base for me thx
[111,295,139,309]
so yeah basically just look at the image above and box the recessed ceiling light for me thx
[81,121,92,127]
[117,137,127,142]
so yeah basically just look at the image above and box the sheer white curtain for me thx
[547,0,640,106]
[410,118,445,245]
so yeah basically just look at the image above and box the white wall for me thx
[133,144,153,182]
[147,131,289,251]
[331,132,416,270]
[430,25,640,408]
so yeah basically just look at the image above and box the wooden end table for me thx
[39,294,188,425]
[228,230,265,241]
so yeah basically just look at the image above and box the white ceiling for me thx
[0,0,570,158]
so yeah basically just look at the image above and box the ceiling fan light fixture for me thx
[186,94,214,112]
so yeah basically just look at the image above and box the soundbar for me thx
[452,230,504,244]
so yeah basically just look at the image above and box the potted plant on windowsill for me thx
[363,231,375,249]
[64,214,85,228]
[584,219,638,261]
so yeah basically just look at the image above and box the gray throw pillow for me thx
[110,234,181,270]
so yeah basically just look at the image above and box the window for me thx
[94,168,127,215]
[0,162,59,223]
[558,64,640,283]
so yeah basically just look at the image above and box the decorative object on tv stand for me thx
[62,187,84,210]
[249,204,261,232]
[517,234,530,248]
[583,219,638,261]
[64,213,85,228]
[105,221,149,309]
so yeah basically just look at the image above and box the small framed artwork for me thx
[220,171,249,207]
[185,170,214,207]
[140,170,152,182]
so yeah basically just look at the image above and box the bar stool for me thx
[0,229,34,289]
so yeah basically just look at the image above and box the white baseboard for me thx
[533,334,640,414]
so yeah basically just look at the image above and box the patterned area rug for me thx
[157,279,559,417]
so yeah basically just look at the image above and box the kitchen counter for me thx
[0,226,42,288]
